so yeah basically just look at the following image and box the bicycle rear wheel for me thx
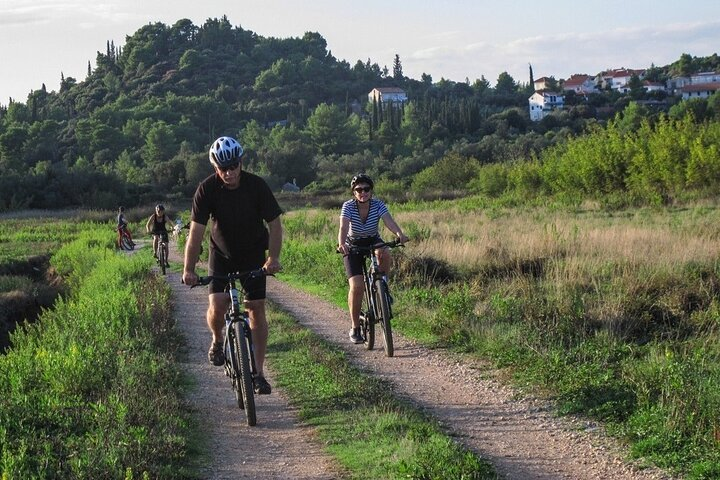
[374,279,394,357]
[232,321,256,426]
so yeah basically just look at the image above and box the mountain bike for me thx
[117,225,134,251]
[151,232,169,275]
[343,239,403,357]
[192,269,269,426]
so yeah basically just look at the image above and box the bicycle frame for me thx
[194,269,267,426]
[345,240,402,356]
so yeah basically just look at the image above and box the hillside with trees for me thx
[0,16,719,210]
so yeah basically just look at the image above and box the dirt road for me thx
[166,249,342,479]
[167,240,673,479]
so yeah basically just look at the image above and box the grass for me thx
[266,304,495,479]
[0,228,198,479]
[279,196,720,478]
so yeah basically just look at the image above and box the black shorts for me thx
[208,246,266,300]
[152,231,169,242]
[343,236,382,279]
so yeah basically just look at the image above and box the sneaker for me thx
[349,327,363,344]
[254,375,272,395]
[208,341,224,366]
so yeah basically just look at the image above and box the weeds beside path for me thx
[266,277,676,480]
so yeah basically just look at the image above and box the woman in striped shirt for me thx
[337,173,409,344]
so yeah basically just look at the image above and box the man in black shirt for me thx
[183,136,283,395]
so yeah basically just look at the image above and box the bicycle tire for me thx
[225,329,244,409]
[120,235,133,251]
[159,243,167,275]
[362,294,375,350]
[374,279,394,357]
[233,321,257,426]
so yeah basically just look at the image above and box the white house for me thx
[528,91,564,121]
[562,74,596,94]
[681,83,720,100]
[643,81,665,93]
[610,69,645,91]
[533,77,554,91]
[368,87,408,104]
[690,71,720,85]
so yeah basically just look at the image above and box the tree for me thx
[305,103,360,155]
[392,54,403,80]
[495,72,517,95]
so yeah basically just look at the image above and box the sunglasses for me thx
[218,162,240,173]
[353,186,372,193]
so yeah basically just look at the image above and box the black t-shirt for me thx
[191,171,283,260]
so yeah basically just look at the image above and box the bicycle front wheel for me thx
[374,279,394,357]
[232,321,257,426]
[362,293,375,350]
[120,235,133,251]
[159,244,167,275]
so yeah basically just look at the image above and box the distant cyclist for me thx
[117,206,134,248]
[337,173,408,344]
[145,204,174,267]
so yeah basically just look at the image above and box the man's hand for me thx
[263,257,281,275]
[182,270,199,286]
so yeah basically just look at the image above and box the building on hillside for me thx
[562,74,597,94]
[668,71,720,95]
[610,68,645,91]
[368,87,408,104]
[690,71,720,85]
[533,77,554,91]
[681,83,720,100]
[643,81,666,93]
[595,68,645,90]
[528,90,564,121]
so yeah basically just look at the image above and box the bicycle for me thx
[191,269,269,426]
[151,232,169,275]
[342,239,403,357]
[117,225,134,251]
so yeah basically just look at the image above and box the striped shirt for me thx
[340,198,388,238]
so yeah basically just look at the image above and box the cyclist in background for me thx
[145,204,174,267]
[182,136,283,395]
[337,173,408,344]
[117,206,134,248]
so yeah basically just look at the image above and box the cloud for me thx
[0,1,138,28]
[403,20,720,83]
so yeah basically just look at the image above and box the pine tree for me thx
[392,54,403,80]
[87,61,91,78]
[529,63,534,88]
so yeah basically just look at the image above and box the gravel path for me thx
[166,240,675,480]
[265,277,676,480]
[165,247,342,479]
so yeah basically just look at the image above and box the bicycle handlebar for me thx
[190,268,272,288]
[337,239,406,255]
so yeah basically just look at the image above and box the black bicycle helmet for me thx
[156,204,165,211]
[350,173,374,190]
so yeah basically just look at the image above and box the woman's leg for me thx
[348,275,364,328]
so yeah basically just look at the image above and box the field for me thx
[280,195,720,478]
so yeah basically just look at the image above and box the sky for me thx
[1,0,720,104]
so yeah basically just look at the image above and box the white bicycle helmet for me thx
[209,136,244,168]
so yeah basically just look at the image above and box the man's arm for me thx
[145,215,154,233]
[182,221,206,285]
[263,216,282,274]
